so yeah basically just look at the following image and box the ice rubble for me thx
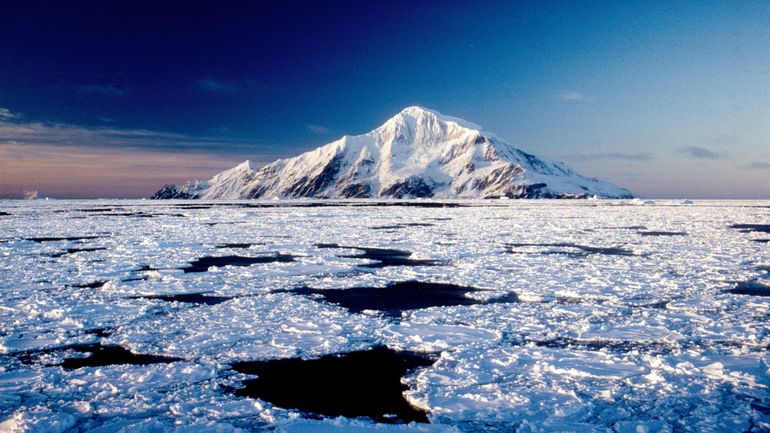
[0,199,768,432]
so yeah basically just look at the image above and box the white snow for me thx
[159,107,633,199]
[0,199,768,432]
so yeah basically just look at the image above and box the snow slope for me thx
[153,107,633,199]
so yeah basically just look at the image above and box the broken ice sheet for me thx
[1,199,769,432]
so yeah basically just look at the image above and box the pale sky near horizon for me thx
[1,1,768,199]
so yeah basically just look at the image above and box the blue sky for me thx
[0,0,768,198]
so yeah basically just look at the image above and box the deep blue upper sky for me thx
[1,0,768,198]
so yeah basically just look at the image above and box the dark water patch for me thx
[90,212,151,217]
[531,337,675,354]
[9,343,180,367]
[371,223,436,230]
[506,242,635,257]
[343,247,440,268]
[316,243,341,249]
[183,253,295,273]
[135,213,184,218]
[215,243,262,249]
[25,236,101,243]
[752,239,769,243]
[76,207,123,213]
[316,243,440,268]
[178,205,215,210]
[383,202,463,208]
[131,292,234,306]
[687,339,764,351]
[290,280,518,317]
[638,231,687,236]
[726,281,770,297]
[48,247,107,258]
[370,226,405,231]
[60,344,182,369]
[231,346,435,423]
[645,300,670,309]
[730,224,770,234]
[70,280,108,289]
[83,207,136,212]
[205,221,246,226]
[554,296,607,305]
[90,212,184,218]
[0,211,11,216]
[752,403,770,416]
[528,337,765,354]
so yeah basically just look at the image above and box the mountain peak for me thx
[234,160,256,171]
[153,108,634,200]
[398,105,439,117]
[209,160,256,180]
[388,106,483,132]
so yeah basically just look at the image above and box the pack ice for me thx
[0,199,768,432]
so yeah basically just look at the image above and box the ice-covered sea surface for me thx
[1,199,769,433]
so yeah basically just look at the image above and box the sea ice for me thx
[0,199,768,431]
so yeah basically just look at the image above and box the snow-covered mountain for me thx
[152,106,633,199]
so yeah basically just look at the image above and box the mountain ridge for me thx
[152,106,634,199]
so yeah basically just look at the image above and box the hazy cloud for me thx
[743,162,770,170]
[0,112,267,199]
[0,108,20,120]
[560,90,585,101]
[74,84,128,96]
[565,152,652,162]
[0,114,257,152]
[195,78,237,94]
[0,142,246,199]
[306,124,331,135]
[678,146,725,159]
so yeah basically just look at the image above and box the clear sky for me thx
[1,0,768,198]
